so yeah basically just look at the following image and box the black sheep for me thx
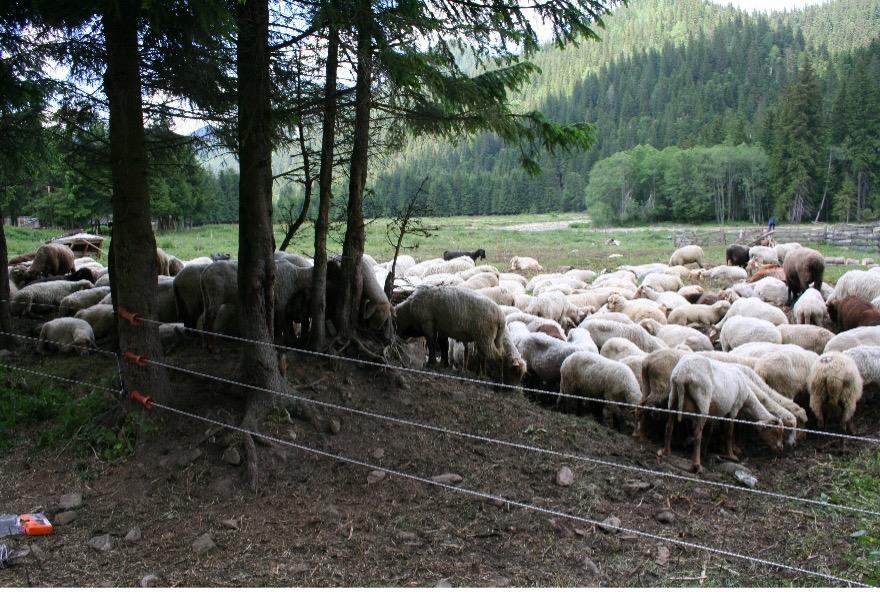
[726,244,750,268]
[442,248,486,262]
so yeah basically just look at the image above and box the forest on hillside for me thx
[372,0,880,224]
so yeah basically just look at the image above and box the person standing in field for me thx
[768,215,777,231]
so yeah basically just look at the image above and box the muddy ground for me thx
[0,331,878,587]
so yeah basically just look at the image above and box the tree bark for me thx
[337,0,373,338]
[103,0,169,402]
[236,0,283,448]
[0,211,12,350]
[308,2,340,351]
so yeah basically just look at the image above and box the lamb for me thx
[394,286,506,377]
[639,318,712,351]
[826,296,880,331]
[668,245,704,268]
[477,286,515,306]
[752,277,789,307]
[74,304,115,343]
[726,244,750,267]
[578,319,666,353]
[715,297,787,329]
[666,301,731,326]
[778,324,834,354]
[510,256,543,272]
[748,246,779,265]
[605,294,667,325]
[720,316,781,351]
[18,267,97,287]
[783,247,825,304]
[11,279,93,316]
[443,248,486,262]
[37,318,97,356]
[566,327,599,353]
[635,284,689,310]
[462,272,499,291]
[830,270,880,303]
[823,326,880,352]
[641,272,682,293]
[559,351,642,426]
[808,352,863,433]
[21,243,76,282]
[659,355,785,472]
[843,346,880,390]
[58,287,111,316]
[793,288,827,326]
[698,265,748,288]
[599,337,645,361]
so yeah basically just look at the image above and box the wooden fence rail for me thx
[673,222,880,253]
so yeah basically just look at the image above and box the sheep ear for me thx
[364,301,377,320]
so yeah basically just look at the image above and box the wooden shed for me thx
[49,232,105,258]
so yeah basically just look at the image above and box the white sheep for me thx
[599,337,645,361]
[510,256,543,272]
[659,355,785,472]
[476,286,515,306]
[564,269,597,283]
[37,317,96,356]
[843,346,880,390]
[58,287,111,316]
[578,318,666,353]
[605,294,667,325]
[730,342,811,359]
[749,246,779,265]
[505,312,567,340]
[566,327,599,354]
[636,284,690,310]
[808,352,863,433]
[419,273,465,287]
[513,331,585,389]
[585,310,635,325]
[559,351,642,427]
[525,291,584,330]
[462,272,499,290]
[752,348,819,405]
[829,270,880,303]
[641,272,683,293]
[74,304,115,343]
[677,285,704,301]
[668,245,705,268]
[720,316,781,352]
[698,265,747,288]
[778,324,834,354]
[715,297,788,329]
[11,279,94,316]
[775,242,802,263]
[724,282,756,300]
[824,326,880,352]
[667,301,731,326]
[793,288,827,326]
[407,256,474,278]
[500,272,528,287]
[639,318,712,351]
[752,277,789,307]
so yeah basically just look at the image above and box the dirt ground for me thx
[0,334,877,587]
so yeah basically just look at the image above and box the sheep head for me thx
[755,417,785,453]
[606,294,625,313]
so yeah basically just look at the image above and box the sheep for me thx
[843,346,880,391]
[793,288,827,326]
[156,247,176,276]
[58,287,111,316]
[498,280,525,296]
[737,365,807,444]
[168,257,184,276]
[677,285,704,303]
[726,244,750,268]
[500,272,528,286]
[827,296,880,331]
[95,274,111,288]
[477,286,515,306]
[696,292,724,306]
[667,301,731,326]
[641,272,683,293]
[824,326,880,352]
[783,248,825,305]
[699,265,748,288]
[274,251,313,268]
[667,265,695,281]
[715,297,787,329]
[159,323,188,354]
[668,245,704,268]
[830,270,880,303]
[775,242,802,263]
[74,304,115,343]
[355,258,392,334]
[778,324,834,354]
[9,253,36,266]
[11,279,93,317]
[566,327,599,353]
[443,249,486,262]
[513,331,584,389]
[505,312,566,340]
[724,283,756,300]
[730,342,811,359]
[636,348,689,439]
[621,263,669,281]
[173,262,210,328]
[510,256,543,272]
[21,243,76,282]
[747,262,785,283]
[419,273,465,287]
[748,246,779,265]
[599,337,645,361]
[659,355,785,472]
[584,310,634,325]
[566,289,615,310]
[37,318,96,356]
[578,318,666,353]
[559,351,642,427]
[640,318,712,351]
[187,256,214,266]
[564,269,597,284]
[720,316,781,352]
[157,277,178,323]
[200,260,238,350]
[462,272,499,291]
[753,348,818,405]
[525,291,584,330]
[20,267,98,287]
[635,285,689,310]
[274,260,316,344]
[808,353,863,433]
[532,276,587,295]
[407,256,474,278]
[459,265,499,281]
[606,294,667,325]
[752,277,789,307]
[394,286,505,376]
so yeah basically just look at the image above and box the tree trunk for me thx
[337,2,372,338]
[308,4,340,351]
[236,0,283,461]
[0,211,12,350]
[278,118,313,252]
[103,0,169,402]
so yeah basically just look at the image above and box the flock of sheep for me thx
[7,238,880,472]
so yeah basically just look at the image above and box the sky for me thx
[707,0,829,12]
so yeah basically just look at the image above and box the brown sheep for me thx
[156,248,174,275]
[827,296,880,332]
[783,248,824,305]
[9,253,36,266]
[747,262,785,283]
[695,292,722,306]
[726,244,749,268]
[23,244,75,282]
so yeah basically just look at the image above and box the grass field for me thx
[6,214,876,283]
